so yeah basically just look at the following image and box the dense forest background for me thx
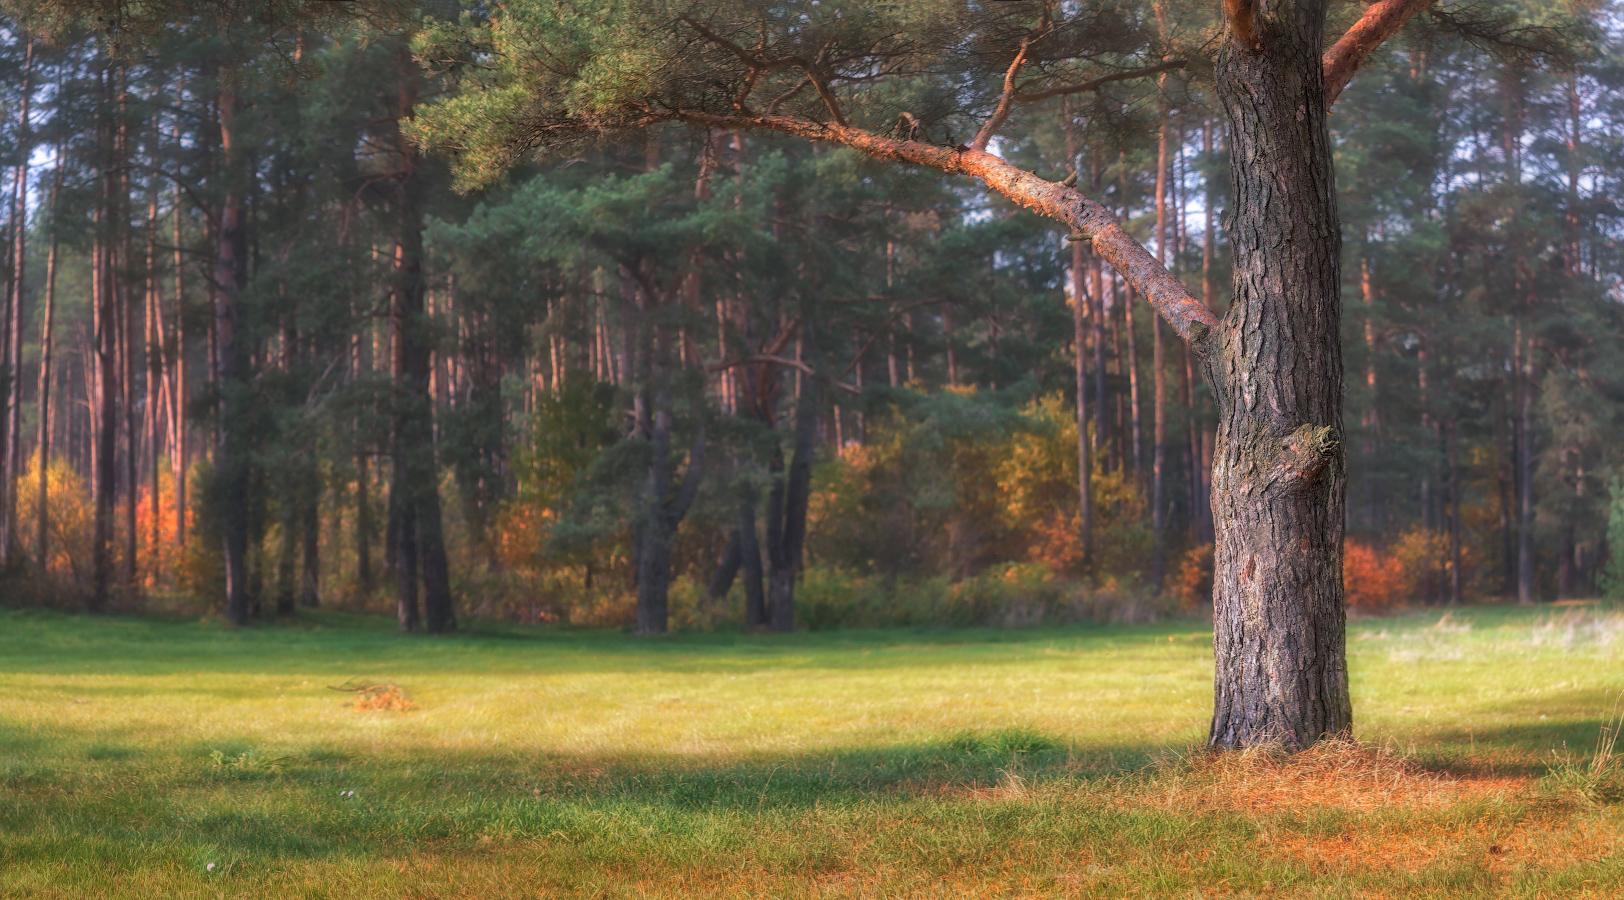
[1,2,1622,632]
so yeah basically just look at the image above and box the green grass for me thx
[2,605,1623,898]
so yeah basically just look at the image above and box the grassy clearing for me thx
[2,605,1623,898]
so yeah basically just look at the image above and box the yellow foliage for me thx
[13,458,95,590]
[994,393,1149,575]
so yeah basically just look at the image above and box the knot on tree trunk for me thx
[1265,423,1338,493]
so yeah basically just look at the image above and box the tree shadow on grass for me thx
[0,607,1198,678]
[0,724,1173,868]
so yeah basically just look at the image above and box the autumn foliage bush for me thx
[1173,544,1215,611]
[1343,540,1408,611]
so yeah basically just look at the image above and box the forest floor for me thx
[1,603,1622,899]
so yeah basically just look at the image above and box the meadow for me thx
[2,605,1622,899]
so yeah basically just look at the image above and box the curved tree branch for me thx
[1323,0,1437,108]
[973,34,1039,151]
[671,110,1220,353]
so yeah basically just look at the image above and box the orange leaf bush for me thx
[1173,544,1215,611]
[1343,540,1407,611]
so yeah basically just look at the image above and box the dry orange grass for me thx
[1144,739,1532,813]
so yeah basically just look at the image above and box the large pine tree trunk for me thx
[1206,9,1352,750]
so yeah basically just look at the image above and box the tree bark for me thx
[35,153,61,573]
[1064,103,1092,566]
[216,78,252,626]
[3,40,32,566]
[764,334,820,632]
[1447,418,1462,604]
[301,480,320,607]
[1515,320,1535,605]
[1207,6,1352,750]
[90,64,120,612]
[1152,105,1170,586]
[172,176,187,552]
[388,47,455,633]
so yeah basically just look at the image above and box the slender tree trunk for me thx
[118,70,137,593]
[1206,7,1351,750]
[301,476,320,607]
[1091,159,1107,459]
[3,40,32,565]
[632,339,706,634]
[1152,104,1170,586]
[172,185,186,550]
[356,450,373,597]
[1359,249,1381,527]
[145,180,161,580]
[216,78,251,626]
[1124,279,1142,475]
[1064,103,1092,566]
[388,48,455,633]
[765,330,820,632]
[1447,418,1462,604]
[707,527,743,600]
[1516,321,1535,605]
[35,155,60,573]
[276,499,297,616]
[91,64,120,611]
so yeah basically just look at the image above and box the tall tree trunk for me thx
[119,69,137,594]
[1091,159,1107,459]
[630,298,707,634]
[1447,418,1462,605]
[35,153,61,573]
[145,177,161,581]
[1207,6,1351,750]
[1359,249,1381,527]
[1152,104,1170,587]
[301,477,320,607]
[216,78,252,626]
[3,40,32,565]
[765,332,820,632]
[388,48,455,633]
[1125,283,1141,476]
[91,65,119,612]
[1515,320,1535,605]
[1064,102,1092,566]
[171,177,187,551]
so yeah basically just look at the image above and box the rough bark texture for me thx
[1207,7,1352,750]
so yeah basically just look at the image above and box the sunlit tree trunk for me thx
[1064,102,1092,566]
[35,152,61,573]
[3,40,32,565]
[1206,1,1351,749]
